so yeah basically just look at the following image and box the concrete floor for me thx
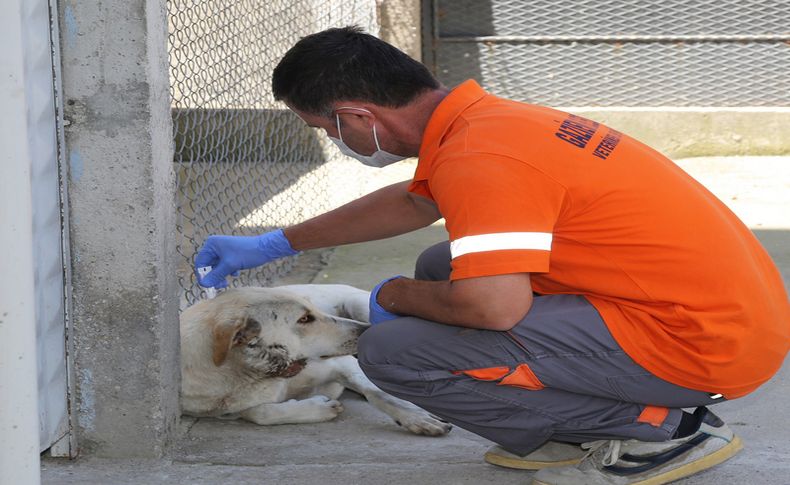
[42,157,790,484]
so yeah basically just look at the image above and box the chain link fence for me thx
[424,0,790,106]
[167,0,380,306]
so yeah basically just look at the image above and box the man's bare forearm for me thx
[283,181,440,251]
[377,274,533,331]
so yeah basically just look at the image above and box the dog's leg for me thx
[238,395,344,425]
[337,290,370,323]
[328,356,452,436]
[278,284,371,322]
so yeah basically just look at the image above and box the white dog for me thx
[180,284,452,436]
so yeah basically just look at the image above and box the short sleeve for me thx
[430,154,567,280]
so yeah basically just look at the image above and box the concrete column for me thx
[58,0,180,457]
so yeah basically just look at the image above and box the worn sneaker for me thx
[532,408,743,484]
[484,441,587,470]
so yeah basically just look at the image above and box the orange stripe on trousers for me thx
[452,366,511,381]
[499,363,545,390]
[637,405,670,427]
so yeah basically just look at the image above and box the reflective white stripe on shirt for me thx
[450,232,553,259]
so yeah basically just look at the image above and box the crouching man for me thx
[196,27,790,484]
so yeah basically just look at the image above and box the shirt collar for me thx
[414,80,488,181]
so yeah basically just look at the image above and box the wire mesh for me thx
[428,0,790,106]
[167,0,379,306]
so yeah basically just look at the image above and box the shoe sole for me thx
[532,435,744,485]
[484,450,583,470]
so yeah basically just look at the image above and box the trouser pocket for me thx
[453,362,545,391]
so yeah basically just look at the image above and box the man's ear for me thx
[335,104,377,128]
[212,317,261,366]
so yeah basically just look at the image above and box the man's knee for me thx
[357,322,416,393]
[357,323,390,370]
[357,320,437,398]
[358,317,434,369]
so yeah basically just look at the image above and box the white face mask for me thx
[328,107,406,167]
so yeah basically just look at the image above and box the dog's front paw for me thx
[394,410,453,436]
[302,395,344,421]
[238,396,345,425]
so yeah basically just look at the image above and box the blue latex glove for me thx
[195,229,298,289]
[369,275,404,325]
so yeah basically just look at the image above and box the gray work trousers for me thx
[357,241,722,455]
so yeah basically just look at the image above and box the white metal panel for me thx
[24,0,70,453]
[1,0,50,481]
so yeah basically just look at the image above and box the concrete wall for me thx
[567,108,790,159]
[58,0,180,457]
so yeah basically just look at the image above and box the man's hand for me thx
[195,229,298,288]
[369,275,404,324]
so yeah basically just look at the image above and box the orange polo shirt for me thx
[409,80,789,398]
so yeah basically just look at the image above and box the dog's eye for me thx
[297,313,315,324]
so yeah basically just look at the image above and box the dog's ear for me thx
[212,316,261,366]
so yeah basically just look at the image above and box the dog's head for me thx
[207,288,368,378]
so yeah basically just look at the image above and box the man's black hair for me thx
[272,26,440,117]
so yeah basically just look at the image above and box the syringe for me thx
[196,266,218,299]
